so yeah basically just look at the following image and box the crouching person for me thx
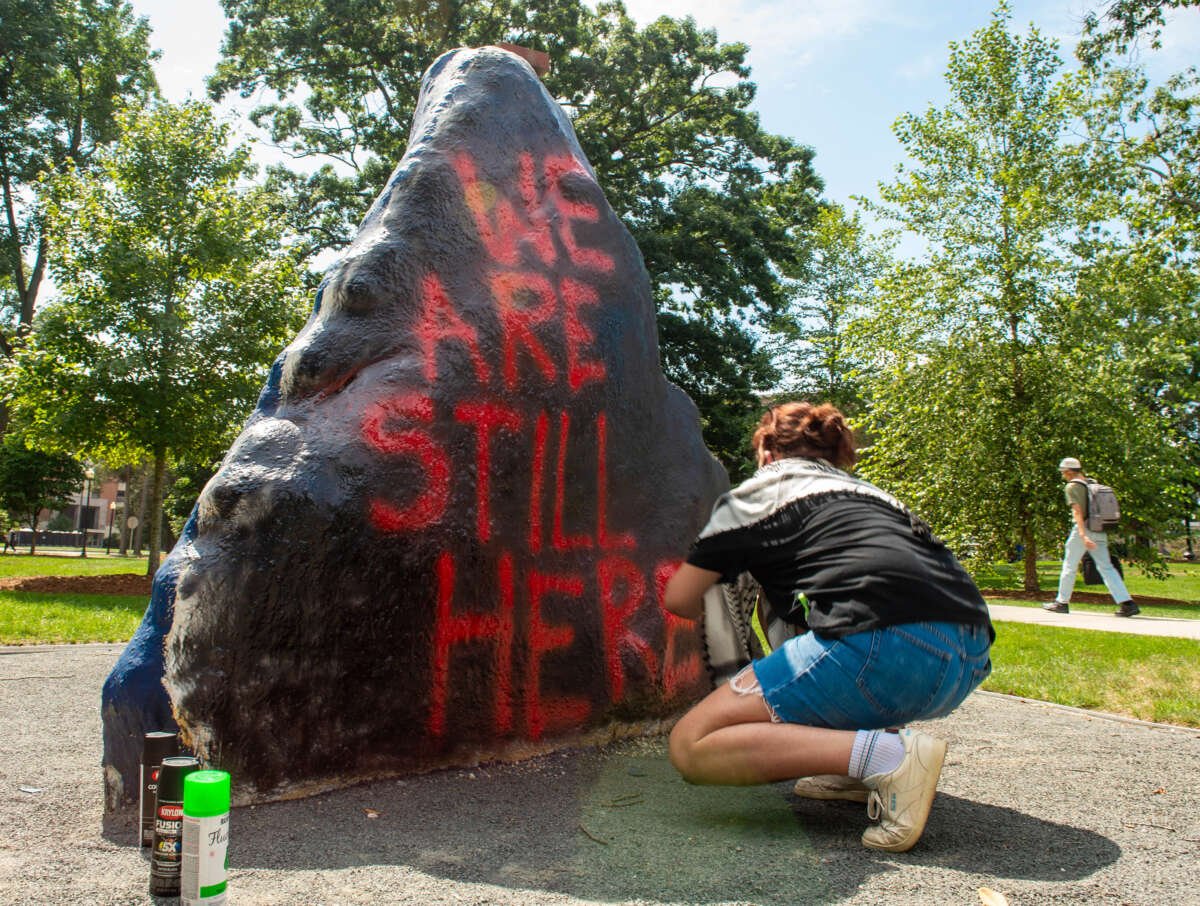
[664,401,993,852]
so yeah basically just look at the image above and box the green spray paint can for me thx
[181,770,231,905]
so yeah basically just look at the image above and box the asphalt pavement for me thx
[2,636,1197,906]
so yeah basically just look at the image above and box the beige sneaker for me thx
[792,774,870,802]
[861,728,947,853]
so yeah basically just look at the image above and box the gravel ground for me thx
[2,643,1197,906]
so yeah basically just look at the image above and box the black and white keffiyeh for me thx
[698,457,915,542]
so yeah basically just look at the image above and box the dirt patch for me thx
[0,574,152,596]
[980,589,1198,608]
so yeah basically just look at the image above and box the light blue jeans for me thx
[743,621,992,729]
[1056,526,1131,604]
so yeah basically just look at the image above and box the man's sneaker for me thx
[1042,601,1069,613]
[861,728,947,853]
[1114,600,1140,617]
[792,774,870,803]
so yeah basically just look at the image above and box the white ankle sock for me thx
[848,730,905,779]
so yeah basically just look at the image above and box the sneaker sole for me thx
[861,736,948,853]
[792,784,869,803]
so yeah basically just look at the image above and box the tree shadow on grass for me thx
[221,742,1120,905]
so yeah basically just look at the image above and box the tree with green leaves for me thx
[1075,61,1200,537]
[853,3,1194,590]
[769,204,891,413]
[208,0,820,472]
[658,313,778,482]
[5,101,309,574]
[0,0,157,351]
[1079,0,1200,65]
[0,438,82,554]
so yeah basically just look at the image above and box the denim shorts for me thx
[742,621,992,729]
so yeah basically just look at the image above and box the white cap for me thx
[1058,457,1082,470]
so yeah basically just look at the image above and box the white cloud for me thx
[130,0,227,101]
[1156,6,1200,70]
[618,0,904,70]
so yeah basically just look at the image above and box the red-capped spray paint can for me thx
[149,755,199,897]
[140,732,180,848]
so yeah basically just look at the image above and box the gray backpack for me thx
[1072,478,1121,532]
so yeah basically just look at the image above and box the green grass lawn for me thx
[974,558,1200,603]
[1118,561,1200,601]
[0,552,149,578]
[984,620,1200,727]
[0,591,147,644]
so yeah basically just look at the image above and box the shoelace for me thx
[867,789,884,821]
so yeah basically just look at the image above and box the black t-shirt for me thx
[687,473,993,641]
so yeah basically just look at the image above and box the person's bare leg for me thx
[669,681,855,786]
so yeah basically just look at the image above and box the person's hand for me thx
[1083,535,1096,551]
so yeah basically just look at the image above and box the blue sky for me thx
[128,0,1199,210]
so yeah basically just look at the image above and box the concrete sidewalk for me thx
[987,602,1200,639]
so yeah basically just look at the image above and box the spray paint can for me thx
[181,770,231,905]
[140,731,180,848]
[149,755,199,897]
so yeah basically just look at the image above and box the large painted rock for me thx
[102,46,728,808]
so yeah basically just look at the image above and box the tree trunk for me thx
[146,453,167,576]
[118,465,131,556]
[1022,526,1040,593]
[134,466,149,555]
[26,511,37,555]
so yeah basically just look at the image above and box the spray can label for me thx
[181,812,229,904]
[150,800,185,894]
[150,755,198,897]
[140,731,180,847]
[139,764,161,846]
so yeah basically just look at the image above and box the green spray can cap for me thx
[183,770,231,818]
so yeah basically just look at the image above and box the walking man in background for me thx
[1044,457,1139,617]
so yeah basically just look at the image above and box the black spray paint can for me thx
[149,755,199,897]
[140,732,180,848]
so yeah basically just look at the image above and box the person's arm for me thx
[1071,502,1096,550]
[663,563,722,620]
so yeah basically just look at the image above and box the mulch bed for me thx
[0,574,153,596]
[979,589,1198,608]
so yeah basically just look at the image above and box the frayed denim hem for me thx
[729,663,783,723]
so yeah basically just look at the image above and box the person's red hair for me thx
[752,402,856,469]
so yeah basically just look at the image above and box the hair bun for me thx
[751,401,856,470]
